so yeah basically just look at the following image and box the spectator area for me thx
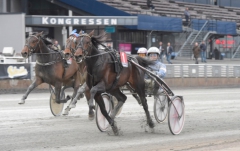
[97,0,240,28]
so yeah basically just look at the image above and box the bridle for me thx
[24,35,41,56]
[76,34,93,59]
[65,35,78,58]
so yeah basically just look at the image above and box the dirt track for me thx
[0,87,240,151]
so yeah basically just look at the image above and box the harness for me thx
[77,34,124,91]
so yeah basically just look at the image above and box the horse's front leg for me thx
[84,85,95,120]
[88,81,106,110]
[63,83,84,116]
[19,77,43,104]
[69,82,87,108]
[95,93,119,135]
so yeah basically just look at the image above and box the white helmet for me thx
[147,47,160,55]
[137,47,147,54]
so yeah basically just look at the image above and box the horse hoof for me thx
[88,114,94,121]
[18,100,25,104]
[149,121,155,128]
[66,95,71,100]
[69,103,76,108]
[111,121,119,136]
[62,109,69,115]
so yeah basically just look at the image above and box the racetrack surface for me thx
[0,87,240,151]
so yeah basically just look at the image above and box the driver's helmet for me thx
[137,47,147,58]
[147,47,160,56]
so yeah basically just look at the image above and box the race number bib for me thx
[120,51,128,67]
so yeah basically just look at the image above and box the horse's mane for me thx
[41,36,53,46]
[31,33,53,45]
[91,32,107,48]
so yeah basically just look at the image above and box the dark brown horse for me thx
[20,32,81,107]
[74,30,155,135]
[62,34,94,119]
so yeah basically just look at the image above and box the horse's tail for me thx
[135,56,155,68]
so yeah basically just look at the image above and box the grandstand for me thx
[97,0,240,58]
[97,0,240,26]
[1,0,240,59]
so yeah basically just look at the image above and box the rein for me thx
[77,34,115,59]
[36,60,60,66]
[25,34,64,66]
[85,50,114,59]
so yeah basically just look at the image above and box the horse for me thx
[20,32,81,108]
[62,33,95,120]
[73,30,155,135]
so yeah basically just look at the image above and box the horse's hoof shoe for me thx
[88,115,94,121]
[62,110,69,115]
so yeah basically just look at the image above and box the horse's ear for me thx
[89,30,94,37]
[79,30,83,35]
[37,31,43,37]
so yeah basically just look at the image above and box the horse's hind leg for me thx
[139,94,154,128]
[134,83,154,128]
[110,89,127,119]
[19,77,42,104]
[55,82,71,103]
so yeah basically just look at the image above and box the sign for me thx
[119,43,131,54]
[105,26,115,33]
[0,64,31,79]
[25,16,138,26]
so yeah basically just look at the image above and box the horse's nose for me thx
[64,53,70,60]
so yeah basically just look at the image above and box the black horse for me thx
[74,30,155,135]
[20,32,81,106]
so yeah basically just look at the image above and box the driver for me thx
[145,47,167,95]
[137,47,147,58]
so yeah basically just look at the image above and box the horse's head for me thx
[21,32,43,58]
[74,30,94,62]
[63,35,79,60]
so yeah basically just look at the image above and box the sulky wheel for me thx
[168,96,185,135]
[96,93,113,132]
[49,89,65,116]
[153,94,168,123]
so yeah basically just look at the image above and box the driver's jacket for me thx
[145,60,166,79]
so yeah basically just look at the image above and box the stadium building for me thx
[1,0,240,59]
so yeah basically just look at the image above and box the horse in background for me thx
[20,32,81,108]
[74,30,155,135]
[62,32,94,119]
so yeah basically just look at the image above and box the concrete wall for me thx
[0,13,25,54]
[1,78,240,92]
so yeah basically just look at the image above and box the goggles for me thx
[149,53,158,57]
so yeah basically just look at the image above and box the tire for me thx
[96,94,113,132]
[153,94,168,123]
[49,90,65,116]
[168,96,185,135]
